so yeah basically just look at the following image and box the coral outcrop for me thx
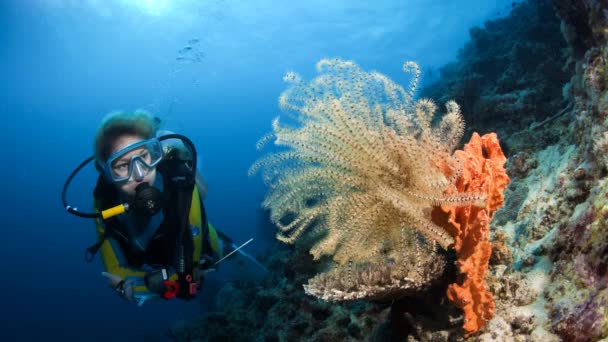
[427,0,608,340]
[303,235,446,302]
[168,241,390,341]
[249,58,512,338]
[171,0,608,340]
[543,1,608,340]
[422,0,569,144]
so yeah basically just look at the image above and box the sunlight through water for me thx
[122,0,173,16]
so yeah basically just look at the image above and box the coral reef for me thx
[542,1,608,340]
[423,0,608,339]
[170,0,608,340]
[249,58,509,336]
[421,0,570,146]
[167,241,391,341]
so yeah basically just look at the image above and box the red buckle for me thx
[163,280,179,299]
[189,282,198,295]
[183,274,197,295]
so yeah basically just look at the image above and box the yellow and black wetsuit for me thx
[92,163,222,305]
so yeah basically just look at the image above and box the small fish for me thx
[188,38,199,45]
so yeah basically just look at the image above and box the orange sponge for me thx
[433,132,510,336]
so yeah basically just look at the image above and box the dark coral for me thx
[167,242,387,341]
[542,0,608,340]
[489,231,513,266]
[421,0,570,150]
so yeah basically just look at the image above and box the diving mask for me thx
[101,138,164,183]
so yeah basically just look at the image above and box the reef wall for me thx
[169,0,608,340]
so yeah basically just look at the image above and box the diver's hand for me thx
[102,272,135,301]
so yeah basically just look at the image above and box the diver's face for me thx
[110,135,157,197]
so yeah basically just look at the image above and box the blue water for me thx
[1,1,517,340]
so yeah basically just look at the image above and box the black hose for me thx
[158,133,197,172]
[61,155,101,218]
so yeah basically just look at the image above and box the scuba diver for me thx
[62,110,265,305]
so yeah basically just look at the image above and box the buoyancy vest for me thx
[90,157,222,300]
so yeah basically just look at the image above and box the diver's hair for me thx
[94,110,160,163]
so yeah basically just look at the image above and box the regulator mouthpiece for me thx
[131,183,163,216]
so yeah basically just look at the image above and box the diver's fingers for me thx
[101,272,123,286]
[123,282,134,300]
